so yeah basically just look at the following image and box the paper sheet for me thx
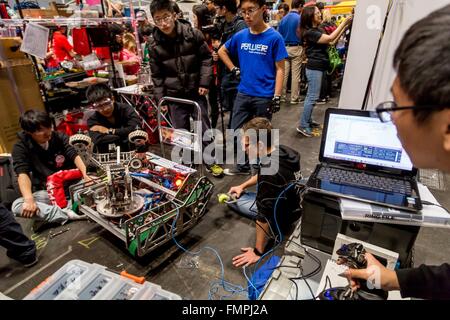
[20,23,49,59]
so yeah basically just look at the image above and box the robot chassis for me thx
[68,130,214,257]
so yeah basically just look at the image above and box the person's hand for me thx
[160,105,168,113]
[228,185,244,198]
[232,247,261,267]
[22,198,39,218]
[90,125,109,134]
[270,96,281,114]
[199,87,209,96]
[231,66,241,81]
[345,15,353,25]
[341,253,400,291]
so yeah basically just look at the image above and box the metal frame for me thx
[157,96,204,175]
[74,155,214,257]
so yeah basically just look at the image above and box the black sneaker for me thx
[310,121,321,128]
[22,256,38,268]
[223,167,251,176]
[296,127,313,137]
[316,98,328,105]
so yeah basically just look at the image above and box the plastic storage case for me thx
[24,259,181,300]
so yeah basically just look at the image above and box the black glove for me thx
[270,96,281,114]
[231,66,241,81]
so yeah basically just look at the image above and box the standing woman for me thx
[296,5,351,137]
[192,4,220,129]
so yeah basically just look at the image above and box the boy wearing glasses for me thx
[11,110,89,224]
[86,83,142,153]
[148,0,224,177]
[218,0,288,175]
[343,5,450,299]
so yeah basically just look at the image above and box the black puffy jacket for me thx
[148,21,213,101]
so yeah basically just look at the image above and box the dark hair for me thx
[277,3,289,12]
[299,5,317,37]
[393,4,450,122]
[172,1,183,17]
[141,25,154,37]
[242,117,272,149]
[86,83,113,103]
[150,0,174,16]
[292,0,305,10]
[193,4,212,29]
[239,0,266,8]
[108,23,124,36]
[20,110,52,133]
[108,23,125,53]
[316,2,325,10]
[213,0,238,14]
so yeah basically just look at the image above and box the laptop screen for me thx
[323,112,414,172]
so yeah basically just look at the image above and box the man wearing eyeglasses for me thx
[218,0,288,176]
[342,5,450,300]
[147,0,224,177]
[86,83,142,153]
[11,110,90,224]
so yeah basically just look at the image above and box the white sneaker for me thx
[62,208,87,220]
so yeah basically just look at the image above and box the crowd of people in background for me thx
[41,0,353,136]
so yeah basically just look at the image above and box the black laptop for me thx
[306,108,422,212]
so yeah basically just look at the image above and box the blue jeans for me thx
[231,93,272,171]
[226,192,259,220]
[12,190,69,224]
[300,69,323,129]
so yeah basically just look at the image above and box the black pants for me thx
[0,204,36,264]
[209,80,220,130]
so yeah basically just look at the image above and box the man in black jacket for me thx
[344,5,450,300]
[86,83,142,153]
[12,110,89,224]
[227,118,301,267]
[148,0,224,177]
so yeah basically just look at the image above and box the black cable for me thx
[302,275,316,300]
[422,200,450,213]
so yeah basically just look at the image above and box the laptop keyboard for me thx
[317,166,413,195]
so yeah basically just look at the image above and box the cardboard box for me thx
[0,61,45,153]
[21,8,59,19]
[0,38,26,60]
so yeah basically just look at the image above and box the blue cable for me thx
[170,208,247,300]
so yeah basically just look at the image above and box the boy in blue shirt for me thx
[218,0,288,175]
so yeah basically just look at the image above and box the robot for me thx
[67,128,214,257]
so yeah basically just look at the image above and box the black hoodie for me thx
[12,131,78,190]
[87,102,141,153]
[256,145,301,234]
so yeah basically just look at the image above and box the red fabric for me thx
[72,28,91,56]
[47,169,83,208]
[120,49,140,75]
[94,47,111,60]
[0,4,10,19]
[53,31,74,63]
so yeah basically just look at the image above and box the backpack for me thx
[0,155,21,209]
[327,45,342,74]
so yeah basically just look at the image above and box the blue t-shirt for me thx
[225,27,288,98]
[278,11,302,45]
